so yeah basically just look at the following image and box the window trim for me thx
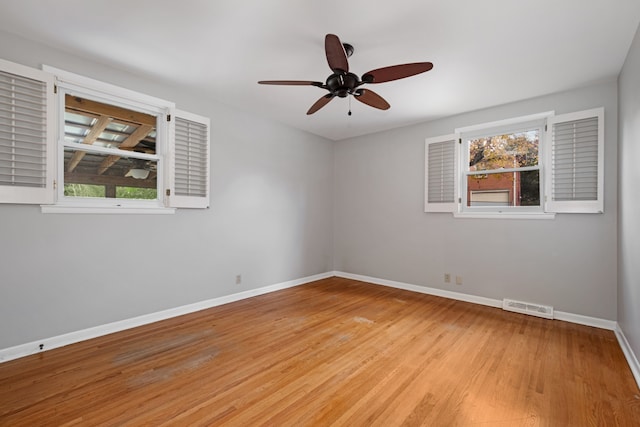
[0,59,211,212]
[459,117,546,214]
[425,109,603,218]
[43,65,176,213]
[455,111,555,135]
[42,66,174,113]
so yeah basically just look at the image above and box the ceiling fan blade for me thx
[362,62,433,84]
[258,80,324,87]
[325,34,349,73]
[307,94,334,115]
[354,89,390,110]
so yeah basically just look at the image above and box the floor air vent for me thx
[502,299,554,319]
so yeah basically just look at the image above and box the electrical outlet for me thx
[444,273,451,283]
[456,276,463,285]
[235,274,242,285]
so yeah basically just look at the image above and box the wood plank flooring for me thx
[1,277,639,426]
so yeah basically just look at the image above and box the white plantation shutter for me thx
[545,108,603,213]
[425,134,458,212]
[167,109,210,208]
[0,59,54,204]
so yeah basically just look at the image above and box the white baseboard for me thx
[333,271,617,330]
[2,269,632,384]
[335,271,501,309]
[0,271,334,364]
[615,325,640,390]
[554,311,617,330]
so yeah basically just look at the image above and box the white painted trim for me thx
[554,311,616,330]
[2,269,628,379]
[41,205,175,215]
[334,271,503,309]
[615,325,640,390]
[42,64,174,112]
[453,212,556,220]
[455,111,554,134]
[0,271,334,363]
[334,271,618,330]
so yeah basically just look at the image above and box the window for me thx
[61,94,161,205]
[425,109,604,216]
[461,119,544,213]
[0,59,210,212]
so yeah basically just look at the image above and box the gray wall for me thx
[0,28,628,351]
[334,81,618,320]
[0,32,335,349]
[618,24,640,362]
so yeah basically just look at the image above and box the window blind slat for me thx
[0,124,48,138]
[0,138,46,151]
[0,74,48,93]
[0,103,47,119]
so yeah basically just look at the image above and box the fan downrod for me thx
[343,43,354,58]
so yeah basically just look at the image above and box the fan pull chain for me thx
[348,96,352,116]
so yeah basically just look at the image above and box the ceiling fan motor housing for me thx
[326,72,360,97]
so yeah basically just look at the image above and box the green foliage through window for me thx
[64,184,156,200]
[116,187,157,199]
[64,184,105,198]
[469,130,539,171]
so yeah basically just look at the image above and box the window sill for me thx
[453,212,556,220]
[41,205,176,215]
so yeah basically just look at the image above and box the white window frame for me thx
[0,60,211,213]
[459,116,548,214]
[41,66,175,214]
[425,109,603,218]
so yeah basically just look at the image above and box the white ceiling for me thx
[1,0,639,141]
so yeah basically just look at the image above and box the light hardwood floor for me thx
[1,277,639,426]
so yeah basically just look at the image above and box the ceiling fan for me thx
[258,34,433,115]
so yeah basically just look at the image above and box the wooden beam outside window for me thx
[65,95,156,127]
[97,124,154,175]
[66,115,112,172]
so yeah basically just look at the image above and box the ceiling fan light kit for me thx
[258,34,433,115]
